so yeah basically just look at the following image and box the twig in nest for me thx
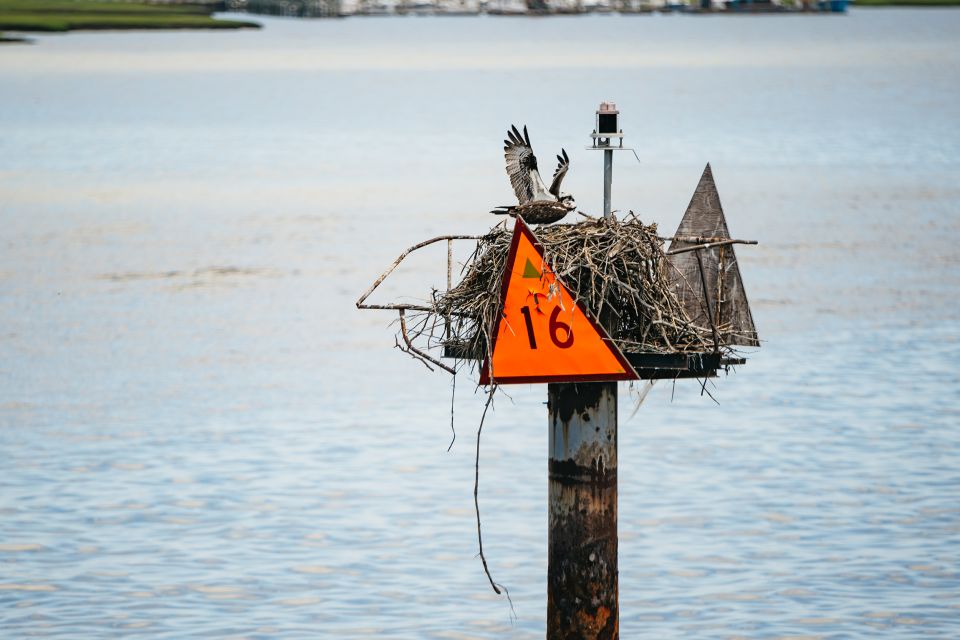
[394,335,435,372]
[399,309,455,375]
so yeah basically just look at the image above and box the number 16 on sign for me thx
[479,218,637,385]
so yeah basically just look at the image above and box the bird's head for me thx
[560,194,577,211]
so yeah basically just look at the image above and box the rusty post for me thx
[547,381,619,639]
[545,103,624,638]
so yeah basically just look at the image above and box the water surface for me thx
[1,10,959,638]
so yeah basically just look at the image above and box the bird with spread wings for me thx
[491,125,576,225]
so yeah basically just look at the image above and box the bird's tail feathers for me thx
[490,205,517,216]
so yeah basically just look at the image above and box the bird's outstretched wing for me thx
[504,125,548,204]
[548,148,569,198]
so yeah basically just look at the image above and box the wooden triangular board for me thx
[479,218,638,385]
[667,164,760,347]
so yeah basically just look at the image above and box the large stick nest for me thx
[419,213,720,366]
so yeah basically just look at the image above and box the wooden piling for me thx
[547,381,619,639]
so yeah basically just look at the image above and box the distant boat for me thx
[582,0,615,13]
[355,0,392,14]
[485,0,529,13]
[435,0,482,14]
[724,0,786,12]
[820,0,848,11]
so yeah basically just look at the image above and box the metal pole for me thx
[547,105,620,638]
[548,382,619,639]
[603,149,613,219]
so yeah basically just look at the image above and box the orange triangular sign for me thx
[479,218,638,385]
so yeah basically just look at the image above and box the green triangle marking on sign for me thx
[522,258,541,279]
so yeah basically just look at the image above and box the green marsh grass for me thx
[0,0,259,32]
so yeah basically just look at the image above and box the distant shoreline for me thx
[234,0,960,19]
[1,0,956,42]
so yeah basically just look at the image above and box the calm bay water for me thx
[1,10,959,638]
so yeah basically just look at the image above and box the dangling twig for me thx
[699,376,720,406]
[473,385,516,620]
[447,372,457,452]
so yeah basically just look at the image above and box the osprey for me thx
[492,125,576,224]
